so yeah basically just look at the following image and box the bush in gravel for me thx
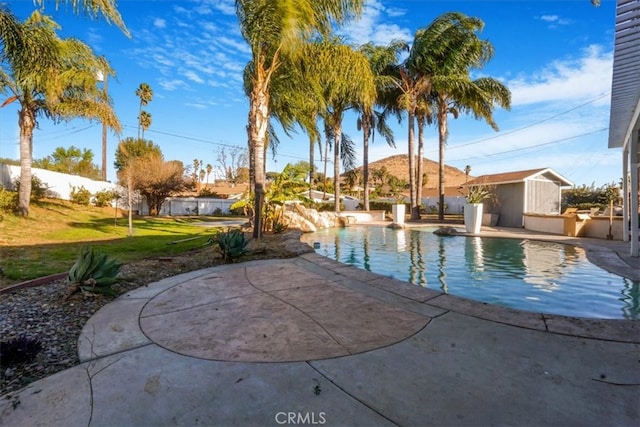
[65,247,122,299]
[0,336,42,365]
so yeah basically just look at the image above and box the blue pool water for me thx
[302,226,639,319]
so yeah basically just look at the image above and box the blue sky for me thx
[0,0,620,187]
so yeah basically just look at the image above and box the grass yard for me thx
[0,199,244,286]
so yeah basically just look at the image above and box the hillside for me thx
[351,154,471,188]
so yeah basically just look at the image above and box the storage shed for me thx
[465,168,573,228]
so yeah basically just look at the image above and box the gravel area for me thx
[0,231,313,396]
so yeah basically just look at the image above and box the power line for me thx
[449,92,610,150]
[131,125,311,162]
[449,127,608,163]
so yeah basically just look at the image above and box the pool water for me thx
[302,226,639,319]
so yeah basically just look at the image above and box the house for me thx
[465,168,573,228]
[305,189,360,211]
[608,0,640,257]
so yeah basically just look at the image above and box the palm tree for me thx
[138,110,152,137]
[0,11,120,216]
[357,41,404,211]
[135,83,153,138]
[236,0,365,238]
[33,0,129,36]
[386,46,431,220]
[415,98,433,214]
[301,39,375,213]
[407,13,511,220]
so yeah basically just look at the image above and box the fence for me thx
[0,163,118,200]
[156,198,236,216]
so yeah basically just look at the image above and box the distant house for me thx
[465,168,573,228]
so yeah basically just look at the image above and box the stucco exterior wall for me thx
[1,163,118,200]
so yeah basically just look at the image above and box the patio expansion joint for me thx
[80,341,155,364]
[241,267,352,356]
[139,289,267,319]
[306,361,402,427]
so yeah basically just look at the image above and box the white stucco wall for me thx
[1,163,119,200]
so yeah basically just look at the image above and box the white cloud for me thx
[386,7,406,18]
[339,0,412,46]
[538,14,570,27]
[505,45,612,106]
[183,70,204,84]
[153,18,166,29]
[159,79,188,91]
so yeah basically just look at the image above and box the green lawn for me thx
[0,199,245,284]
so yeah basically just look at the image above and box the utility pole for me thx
[98,69,108,181]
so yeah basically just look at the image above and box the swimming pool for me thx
[302,226,639,319]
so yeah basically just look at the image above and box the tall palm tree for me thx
[388,64,431,220]
[407,12,511,220]
[357,41,404,211]
[135,83,153,138]
[236,0,365,238]
[301,39,375,213]
[0,11,120,216]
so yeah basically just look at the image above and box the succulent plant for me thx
[65,247,122,298]
[215,228,248,263]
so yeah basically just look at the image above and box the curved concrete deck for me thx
[1,235,639,426]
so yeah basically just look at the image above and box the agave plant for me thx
[215,228,249,263]
[65,247,122,299]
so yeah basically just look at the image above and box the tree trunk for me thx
[362,115,371,211]
[333,123,341,213]
[248,71,270,239]
[407,111,416,218]
[309,137,314,199]
[127,174,134,236]
[18,109,35,217]
[438,98,448,221]
[323,127,329,200]
[415,116,425,220]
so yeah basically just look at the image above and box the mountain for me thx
[351,154,472,188]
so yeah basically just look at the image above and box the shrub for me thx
[70,185,91,205]
[198,188,222,198]
[93,189,118,208]
[0,187,18,213]
[0,336,42,365]
[65,247,122,299]
[215,228,248,263]
[13,176,50,201]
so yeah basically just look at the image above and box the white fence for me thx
[0,163,118,200]
[422,195,467,214]
[157,198,236,216]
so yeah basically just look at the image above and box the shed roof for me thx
[465,168,573,187]
[608,0,640,149]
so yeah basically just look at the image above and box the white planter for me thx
[392,204,405,225]
[464,203,483,234]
